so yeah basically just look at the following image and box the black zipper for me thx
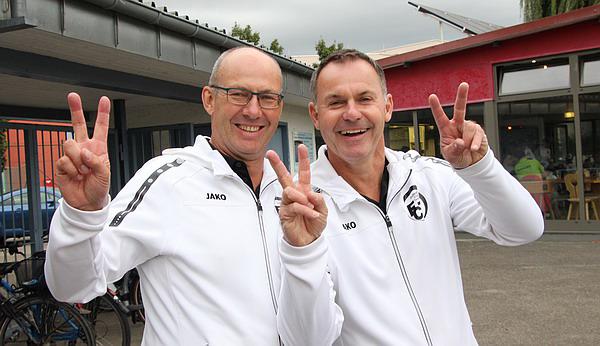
[233,176,282,345]
[372,169,433,346]
[240,179,279,315]
[380,212,433,346]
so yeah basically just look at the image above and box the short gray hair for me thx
[310,49,388,102]
[208,46,282,87]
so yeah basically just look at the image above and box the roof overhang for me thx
[380,4,600,69]
[0,0,313,109]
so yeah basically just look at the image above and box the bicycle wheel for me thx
[0,295,95,345]
[84,293,131,346]
[129,276,145,323]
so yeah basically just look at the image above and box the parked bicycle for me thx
[114,269,144,324]
[83,290,131,346]
[0,245,95,345]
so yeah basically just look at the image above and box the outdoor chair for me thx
[564,173,600,221]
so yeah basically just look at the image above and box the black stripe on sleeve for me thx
[109,158,184,227]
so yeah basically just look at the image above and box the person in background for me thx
[514,147,545,180]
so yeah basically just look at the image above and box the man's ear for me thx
[308,102,319,129]
[201,86,215,116]
[384,93,393,123]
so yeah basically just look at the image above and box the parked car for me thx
[0,187,62,246]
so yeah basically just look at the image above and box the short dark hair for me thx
[310,49,388,102]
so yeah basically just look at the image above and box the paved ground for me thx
[130,233,600,345]
[460,233,600,345]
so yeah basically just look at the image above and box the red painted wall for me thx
[385,20,600,111]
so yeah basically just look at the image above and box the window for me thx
[386,111,414,152]
[386,104,484,158]
[417,103,484,158]
[581,54,600,87]
[499,59,570,95]
[579,93,600,181]
[498,96,576,220]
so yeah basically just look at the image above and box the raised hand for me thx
[266,145,327,247]
[428,82,488,169]
[55,93,111,211]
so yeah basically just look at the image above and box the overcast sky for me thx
[163,0,523,55]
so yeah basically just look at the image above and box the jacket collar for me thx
[192,136,277,187]
[311,145,412,212]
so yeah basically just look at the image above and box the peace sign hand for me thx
[428,82,488,169]
[55,93,111,211]
[267,145,328,247]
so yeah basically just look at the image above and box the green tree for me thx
[231,22,260,45]
[230,22,285,54]
[520,0,600,21]
[314,38,344,67]
[269,39,284,55]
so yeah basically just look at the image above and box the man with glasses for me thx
[45,46,310,344]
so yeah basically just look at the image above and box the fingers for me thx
[280,201,321,220]
[81,148,108,173]
[428,94,450,131]
[281,187,320,219]
[307,190,328,217]
[92,96,111,143]
[461,121,476,150]
[296,144,311,191]
[470,124,484,152]
[62,140,87,176]
[471,129,485,151]
[282,186,311,207]
[68,93,89,142]
[461,121,484,151]
[56,155,81,180]
[62,139,109,175]
[445,138,466,160]
[266,150,293,188]
[453,82,469,129]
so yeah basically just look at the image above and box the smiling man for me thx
[275,49,544,345]
[45,46,291,344]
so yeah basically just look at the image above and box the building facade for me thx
[380,6,600,232]
[0,0,316,252]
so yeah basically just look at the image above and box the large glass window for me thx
[581,54,600,87]
[498,96,577,220]
[499,58,570,95]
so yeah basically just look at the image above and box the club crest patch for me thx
[274,196,282,214]
[403,185,428,221]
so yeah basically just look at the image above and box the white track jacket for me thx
[45,136,284,345]
[277,146,544,346]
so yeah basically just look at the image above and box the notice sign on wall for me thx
[292,131,315,174]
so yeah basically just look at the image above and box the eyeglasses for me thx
[210,85,283,109]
